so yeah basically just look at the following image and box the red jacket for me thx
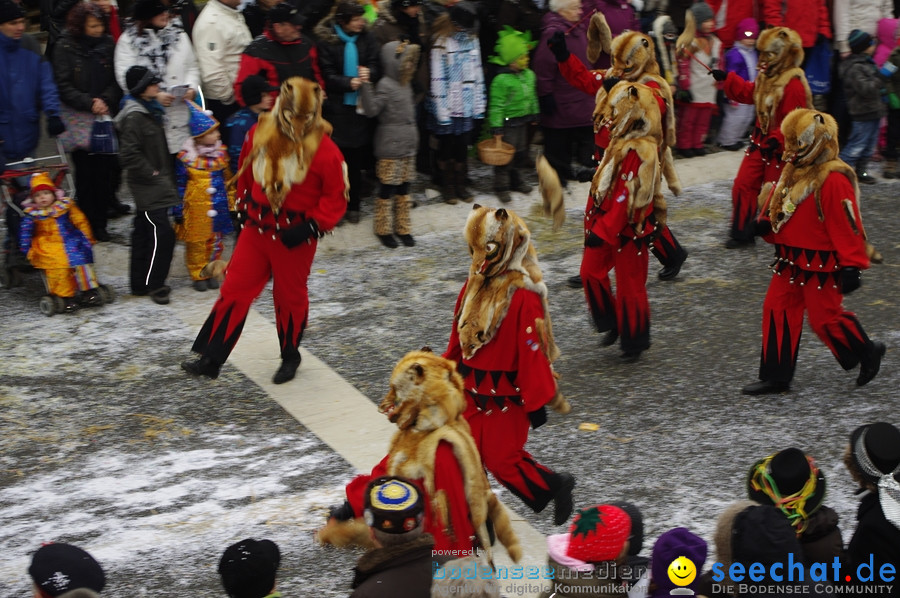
[759,0,831,48]
[723,72,810,148]
[236,126,348,232]
[445,285,557,416]
[762,171,870,271]
[586,149,656,245]
[707,0,756,49]
[345,443,477,554]
[234,30,325,106]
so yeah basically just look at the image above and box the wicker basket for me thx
[477,137,515,166]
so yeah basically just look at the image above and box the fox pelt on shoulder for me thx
[591,82,665,233]
[753,27,813,135]
[236,77,333,213]
[456,205,570,413]
[317,350,523,564]
[758,109,882,262]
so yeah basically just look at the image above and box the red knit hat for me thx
[565,504,632,562]
[30,172,56,195]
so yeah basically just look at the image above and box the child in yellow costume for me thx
[174,101,236,292]
[19,173,102,312]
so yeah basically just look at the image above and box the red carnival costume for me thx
[743,109,885,395]
[444,205,574,526]
[582,82,666,362]
[182,78,347,384]
[549,19,687,281]
[720,27,812,248]
[318,350,522,563]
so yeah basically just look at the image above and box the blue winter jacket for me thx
[0,32,61,162]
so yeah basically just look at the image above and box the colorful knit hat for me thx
[746,447,826,534]
[363,476,425,534]
[30,172,56,195]
[187,100,219,138]
[564,504,631,562]
[489,26,536,66]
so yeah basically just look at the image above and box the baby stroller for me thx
[1,139,115,315]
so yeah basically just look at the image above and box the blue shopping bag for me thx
[805,39,832,95]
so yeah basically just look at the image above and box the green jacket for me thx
[884,46,900,109]
[488,67,539,131]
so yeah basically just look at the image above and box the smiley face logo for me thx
[667,556,697,587]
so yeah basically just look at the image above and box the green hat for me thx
[489,26,536,66]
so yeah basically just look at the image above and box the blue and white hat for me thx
[363,476,425,534]
[187,100,219,138]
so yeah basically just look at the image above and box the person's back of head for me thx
[218,538,281,598]
[731,505,802,597]
[649,527,707,598]
[28,543,106,598]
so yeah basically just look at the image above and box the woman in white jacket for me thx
[114,0,200,155]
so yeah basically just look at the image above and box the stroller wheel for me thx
[39,295,56,317]
[98,284,116,304]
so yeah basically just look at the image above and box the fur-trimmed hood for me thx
[314,10,373,45]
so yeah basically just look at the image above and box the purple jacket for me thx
[533,11,595,129]
[584,0,640,69]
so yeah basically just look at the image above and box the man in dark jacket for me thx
[234,2,324,106]
[838,30,886,184]
[350,476,453,598]
[115,65,179,304]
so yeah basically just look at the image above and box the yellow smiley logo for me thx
[667,556,697,586]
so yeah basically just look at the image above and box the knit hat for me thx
[609,501,644,556]
[564,504,631,562]
[125,65,163,96]
[334,0,364,24]
[649,528,707,598]
[848,29,874,53]
[30,172,56,195]
[363,476,425,534]
[132,0,167,21]
[241,75,279,107]
[689,1,714,25]
[489,26,536,66]
[0,0,25,24]
[449,1,477,32]
[186,100,219,137]
[849,422,900,528]
[218,538,281,598]
[746,447,827,533]
[392,0,421,9]
[736,17,759,40]
[28,543,106,597]
[268,2,305,25]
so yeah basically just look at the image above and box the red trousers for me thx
[759,273,873,382]
[192,229,315,364]
[677,104,715,150]
[581,240,651,353]
[465,403,559,512]
[732,148,783,242]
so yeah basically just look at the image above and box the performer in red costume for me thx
[742,109,885,395]
[181,78,347,384]
[318,350,522,562]
[444,205,575,526]
[547,20,687,282]
[581,81,666,362]
[711,27,812,249]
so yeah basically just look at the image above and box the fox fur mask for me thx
[753,27,813,135]
[238,77,333,212]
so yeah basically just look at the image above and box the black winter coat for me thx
[314,17,380,148]
[52,33,121,115]
[848,491,900,586]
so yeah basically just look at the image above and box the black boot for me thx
[741,379,790,395]
[438,161,457,204]
[552,473,576,526]
[566,274,583,289]
[454,161,474,202]
[182,356,221,379]
[857,342,886,386]
[600,330,618,347]
[857,160,877,185]
[658,249,688,281]
[273,355,302,384]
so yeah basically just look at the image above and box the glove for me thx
[539,94,557,116]
[279,218,320,248]
[329,500,354,521]
[840,267,861,294]
[710,69,728,82]
[753,219,772,237]
[602,76,621,93]
[585,231,604,247]
[548,31,570,62]
[675,89,693,102]
[47,115,66,137]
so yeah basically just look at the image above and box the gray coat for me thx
[115,99,180,212]
[838,53,886,121]
[359,41,420,160]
